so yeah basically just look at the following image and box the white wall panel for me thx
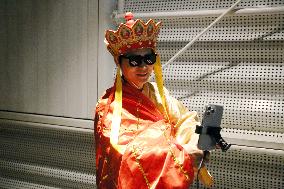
[97,0,117,97]
[0,0,98,119]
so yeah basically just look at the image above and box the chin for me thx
[139,77,149,84]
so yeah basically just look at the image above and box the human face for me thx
[120,48,155,89]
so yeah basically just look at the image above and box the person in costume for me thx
[94,12,211,189]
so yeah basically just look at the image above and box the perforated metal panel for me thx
[0,177,58,189]
[192,146,284,189]
[124,0,284,12]
[159,14,284,41]
[159,41,283,63]
[0,118,96,189]
[121,0,284,188]
[163,63,283,133]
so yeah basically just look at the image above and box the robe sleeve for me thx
[163,88,200,145]
[148,82,200,145]
[162,86,214,188]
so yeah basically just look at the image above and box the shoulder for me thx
[101,86,115,99]
[95,86,115,111]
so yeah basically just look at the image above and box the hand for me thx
[182,133,210,170]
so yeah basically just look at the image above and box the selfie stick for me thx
[195,104,231,189]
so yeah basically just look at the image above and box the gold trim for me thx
[131,145,151,189]
[162,129,190,180]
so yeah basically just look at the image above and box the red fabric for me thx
[94,83,194,189]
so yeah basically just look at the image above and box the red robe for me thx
[95,82,197,189]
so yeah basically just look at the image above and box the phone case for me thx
[197,104,223,151]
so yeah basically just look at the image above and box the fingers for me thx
[182,134,211,170]
[203,151,210,164]
[185,146,211,169]
[193,152,204,168]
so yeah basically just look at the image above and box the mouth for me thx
[136,73,148,77]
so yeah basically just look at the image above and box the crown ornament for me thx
[105,12,162,57]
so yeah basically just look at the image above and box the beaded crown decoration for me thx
[105,12,162,57]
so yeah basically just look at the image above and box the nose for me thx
[137,59,148,68]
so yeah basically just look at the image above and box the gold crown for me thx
[105,12,162,57]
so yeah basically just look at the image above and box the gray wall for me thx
[0,0,115,119]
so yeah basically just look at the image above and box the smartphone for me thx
[197,104,224,151]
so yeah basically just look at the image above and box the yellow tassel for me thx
[153,55,170,121]
[110,66,123,152]
[199,166,214,188]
